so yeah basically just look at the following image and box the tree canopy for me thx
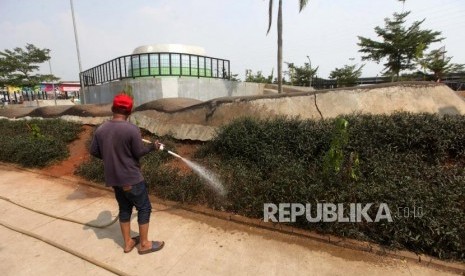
[329,64,364,87]
[419,47,464,81]
[285,61,318,87]
[0,44,59,87]
[245,69,274,84]
[358,11,443,80]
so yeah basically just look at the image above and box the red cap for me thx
[112,94,133,113]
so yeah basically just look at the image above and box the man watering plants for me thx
[90,93,165,254]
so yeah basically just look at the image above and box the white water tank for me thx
[132,44,206,55]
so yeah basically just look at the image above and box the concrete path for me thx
[0,164,459,276]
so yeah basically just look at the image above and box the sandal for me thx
[138,241,165,255]
[124,236,140,253]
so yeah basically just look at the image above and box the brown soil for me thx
[41,125,93,177]
[41,124,200,178]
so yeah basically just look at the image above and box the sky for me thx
[0,0,464,82]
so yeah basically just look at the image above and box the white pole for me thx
[307,55,312,87]
[70,0,85,104]
[48,60,57,106]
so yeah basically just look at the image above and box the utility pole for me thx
[307,55,312,88]
[70,0,85,104]
[48,59,57,106]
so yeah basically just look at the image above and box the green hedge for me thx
[77,113,465,261]
[198,113,465,261]
[0,119,81,167]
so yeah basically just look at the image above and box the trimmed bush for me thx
[199,113,465,261]
[0,119,81,167]
[77,113,465,261]
[75,156,105,183]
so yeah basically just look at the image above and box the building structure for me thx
[80,44,264,105]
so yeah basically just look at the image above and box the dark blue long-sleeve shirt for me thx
[90,120,154,187]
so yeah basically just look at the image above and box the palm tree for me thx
[267,0,310,93]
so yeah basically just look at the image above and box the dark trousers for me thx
[113,181,152,224]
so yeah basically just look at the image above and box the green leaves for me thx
[201,114,465,261]
[323,118,349,175]
[0,44,59,87]
[78,114,465,261]
[0,119,81,167]
[27,123,45,139]
[245,69,274,83]
[358,11,443,79]
[420,47,465,81]
[286,61,319,87]
[329,64,364,87]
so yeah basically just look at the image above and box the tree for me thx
[420,47,464,82]
[285,60,318,87]
[245,69,274,83]
[357,11,442,81]
[0,44,58,88]
[329,64,364,87]
[228,72,241,82]
[267,0,310,93]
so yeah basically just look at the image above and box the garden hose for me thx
[0,191,177,275]
[0,195,126,276]
[0,220,130,276]
[0,195,119,228]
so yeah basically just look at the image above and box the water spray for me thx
[142,139,226,196]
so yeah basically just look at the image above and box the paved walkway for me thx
[0,164,459,276]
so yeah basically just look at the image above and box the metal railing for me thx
[311,73,465,91]
[80,52,231,87]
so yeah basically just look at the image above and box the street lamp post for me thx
[48,60,57,106]
[70,0,84,104]
[306,55,312,88]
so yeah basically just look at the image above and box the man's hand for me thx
[154,140,164,151]
[142,138,164,151]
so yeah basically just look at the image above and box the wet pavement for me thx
[0,163,461,276]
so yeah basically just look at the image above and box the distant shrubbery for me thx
[0,119,81,167]
[77,113,465,261]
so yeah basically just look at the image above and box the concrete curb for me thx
[5,163,464,275]
[152,200,465,275]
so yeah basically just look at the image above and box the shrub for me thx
[0,119,81,167]
[75,156,105,183]
[77,114,465,261]
[199,113,465,261]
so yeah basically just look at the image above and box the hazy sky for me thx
[0,0,463,81]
